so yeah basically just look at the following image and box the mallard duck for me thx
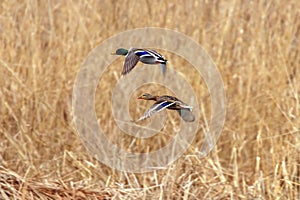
[111,48,167,76]
[137,93,195,122]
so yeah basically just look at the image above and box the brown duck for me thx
[137,93,195,122]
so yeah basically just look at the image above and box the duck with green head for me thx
[111,48,167,76]
[137,93,195,122]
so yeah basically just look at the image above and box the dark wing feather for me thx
[122,49,140,75]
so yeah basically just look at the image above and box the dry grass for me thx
[0,0,299,199]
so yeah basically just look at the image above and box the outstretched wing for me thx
[160,63,166,77]
[122,49,140,75]
[137,101,176,122]
[177,109,195,122]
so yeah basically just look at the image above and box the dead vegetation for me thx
[0,0,299,199]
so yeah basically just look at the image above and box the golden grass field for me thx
[1,0,299,199]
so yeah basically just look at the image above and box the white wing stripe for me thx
[135,50,165,59]
[137,101,177,121]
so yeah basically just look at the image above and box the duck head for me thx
[137,93,157,100]
[111,48,128,55]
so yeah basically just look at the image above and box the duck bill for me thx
[137,96,143,100]
[111,52,117,55]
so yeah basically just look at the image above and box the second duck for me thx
[137,93,195,122]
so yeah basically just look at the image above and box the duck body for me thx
[137,93,195,122]
[112,48,167,76]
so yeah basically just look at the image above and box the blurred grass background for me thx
[0,0,299,199]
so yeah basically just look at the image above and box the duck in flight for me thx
[112,48,167,76]
[136,93,195,122]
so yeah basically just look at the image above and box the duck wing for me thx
[177,109,195,122]
[134,49,157,64]
[122,48,140,75]
[135,49,167,75]
[160,63,166,77]
[158,96,193,110]
[137,101,176,122]
[145,49,166,62]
